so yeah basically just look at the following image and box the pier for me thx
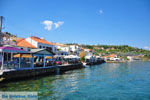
[0,63,83,82]
[85,60,105,65]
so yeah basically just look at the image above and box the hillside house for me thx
[0,32,16,46]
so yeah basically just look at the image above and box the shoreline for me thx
[0,63,84,83]
[106,61,126,63]
[106,60,150,63]
[0,61,106,83]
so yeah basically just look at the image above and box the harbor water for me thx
[0,61,150,100]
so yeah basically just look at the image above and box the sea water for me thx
[0,61,150,100]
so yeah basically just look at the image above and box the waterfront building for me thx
[85,55,96,63]
[64,55,80,64]
[0,46,53,70]
[103,54,120,61]
[127,56,140,61]
[83,48,96,56]
[69,45,81,55]
[55,43,69,56]
[16,36,55,53]
[0,46,28,70]
[109,54,120,61]
[16,38,36,51]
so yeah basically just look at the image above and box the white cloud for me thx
[144,46,150,50]
[98,9,104,15]
[42,20,64,31]
[54,21,64,29]
[42,20,53,31]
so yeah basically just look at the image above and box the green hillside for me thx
[81,45,150,58]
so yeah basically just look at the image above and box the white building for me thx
[83,48,93,56]
[108,54,120,61]
[69,45,81,55]
[85,55,97,62]
[55,43,69,56]
[109,56,120,61]
[17,36,55,53]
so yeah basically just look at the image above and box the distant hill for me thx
[65,43,150,58]
[82,44,150,56]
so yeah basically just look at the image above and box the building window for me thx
[43,46,45,48]
[21,48,23,50]
[39,46,42,49]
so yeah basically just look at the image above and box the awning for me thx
[46,56,52,59]
[54,55,64,58]
[13,54,32,58]
[85,56,92,59]
[64,55,80,59]
[0,46,28,53]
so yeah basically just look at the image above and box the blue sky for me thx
[0,0,150,49]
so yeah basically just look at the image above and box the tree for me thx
[79,51,86,62]
[79,51,86,58]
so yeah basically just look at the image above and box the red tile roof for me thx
[30,36,54,45]
[16,39,36,48]
[16,38,24,43]
[108,54,117,58]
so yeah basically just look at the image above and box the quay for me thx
[85,60,105,65]
[106,60,126,63]
[0,63,83,82]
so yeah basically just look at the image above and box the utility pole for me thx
[30,33,32,49]
[0,16,4,45]
[0,16,3,34]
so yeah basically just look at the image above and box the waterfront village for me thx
[0,32,149,81]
